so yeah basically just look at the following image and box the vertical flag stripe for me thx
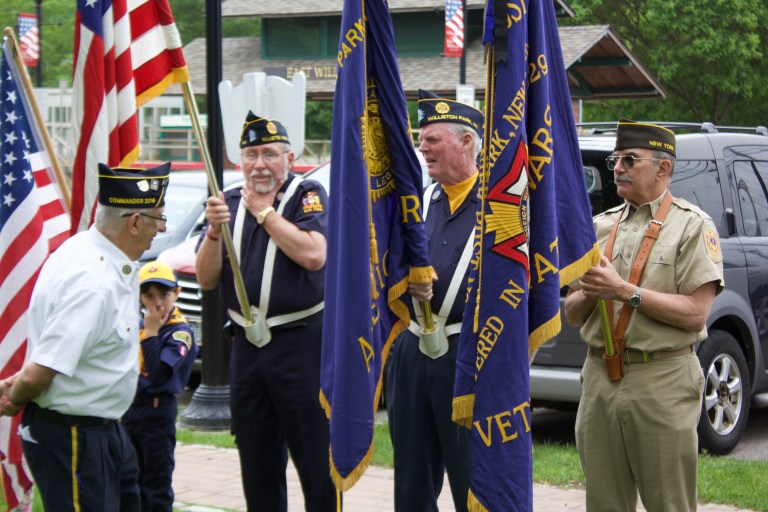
[70,0,188,233]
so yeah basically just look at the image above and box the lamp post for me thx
[178,0,231,431]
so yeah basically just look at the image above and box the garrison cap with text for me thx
[98,162,170,208]
[417,89,484,137]
[615,118,676,157]
[239,111,290,148]
[139,261,178,288]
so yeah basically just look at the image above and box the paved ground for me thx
[172,443,753,512]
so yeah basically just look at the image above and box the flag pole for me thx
[3,27,71,210]
[180,81,254,326]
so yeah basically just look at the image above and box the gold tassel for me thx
[452,394,475,429]
[369,223,378,265]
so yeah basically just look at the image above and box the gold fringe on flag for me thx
[559,242,601,289]
[408,265,437,284]
[467,488,489,512]
[451,394,475,429]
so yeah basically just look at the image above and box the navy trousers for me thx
[229,314,339,512]
[21,403,139,512]
[123,395,178,511]
[386,331,470,512]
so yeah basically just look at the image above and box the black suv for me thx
[531,122,768,455]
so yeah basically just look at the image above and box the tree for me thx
[0,0,257,88]
[566,0,768,126]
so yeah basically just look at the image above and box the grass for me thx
[6,423,768,511]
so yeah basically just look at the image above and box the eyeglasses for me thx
[241,150,288,164]
[122,212,168,224]
[606,155,659,171]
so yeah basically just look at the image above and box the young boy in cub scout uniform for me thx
[122,261,197,512]
[385,89,483,512]
[0,163,171,511]
[565,120,724,511]
[196,113,338,511]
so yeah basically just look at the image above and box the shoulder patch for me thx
[703,227,722,263]
[172,331,193,349]
[301,191,324,213]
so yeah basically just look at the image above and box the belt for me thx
[31,403,113,427]
[589,345,694,364]
[132,393,175,408]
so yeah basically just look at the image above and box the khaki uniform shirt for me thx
[580,191,725,352]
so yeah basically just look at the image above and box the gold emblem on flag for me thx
[361,86,395,202]
[485,140,530,269]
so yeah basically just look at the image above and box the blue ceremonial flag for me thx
[320,0,435,490]
[451,0,600,509]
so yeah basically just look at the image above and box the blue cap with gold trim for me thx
[239,111,290,148]
[417,89,484,137]
[97,162,170,208]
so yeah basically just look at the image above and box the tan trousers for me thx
[575,352,704,512]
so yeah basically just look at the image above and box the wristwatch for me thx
[256,206,275,225]
[628,288,642,309]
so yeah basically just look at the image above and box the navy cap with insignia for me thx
[417,89,484,137]
[615,118,676,157]
[98,162,170,208]
[239,111,290,148]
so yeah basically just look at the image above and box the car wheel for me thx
[696,330,750,455]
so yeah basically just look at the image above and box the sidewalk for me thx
[172,443,751,512]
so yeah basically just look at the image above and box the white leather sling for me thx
[228,177,324,347]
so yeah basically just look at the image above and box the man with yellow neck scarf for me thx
[385,89,483,512]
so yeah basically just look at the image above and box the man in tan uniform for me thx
[565,120,724,511]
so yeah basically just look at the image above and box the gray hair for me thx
[653,150,676,177]
[94,204,155,234]
[448,123,482,160]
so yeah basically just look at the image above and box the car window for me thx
[669,159,726,236]
[733,160,768,237]
[161,185,207,234]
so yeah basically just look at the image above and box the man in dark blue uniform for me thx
[195,113,337,512]
[385,90,483,512]
[123,261,198,512]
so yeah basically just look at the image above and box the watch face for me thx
[629,292,641,308]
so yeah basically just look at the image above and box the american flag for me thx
[17,14,39,68]
[70,0,189,234]
[444,0,464,57]
[1,39,69,511]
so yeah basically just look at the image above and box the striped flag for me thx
[70,0,189,234]
[17,14,39,68]
[1,38,69,512]
[451,0,600,509]
[444,0,464,57]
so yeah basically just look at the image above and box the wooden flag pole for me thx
[3,27,71,210]
[180,81,254,326]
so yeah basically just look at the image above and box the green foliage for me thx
[305,101,333,140]
[1,0,74,87]
[567,0,768,125]
[0,0,259,89]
